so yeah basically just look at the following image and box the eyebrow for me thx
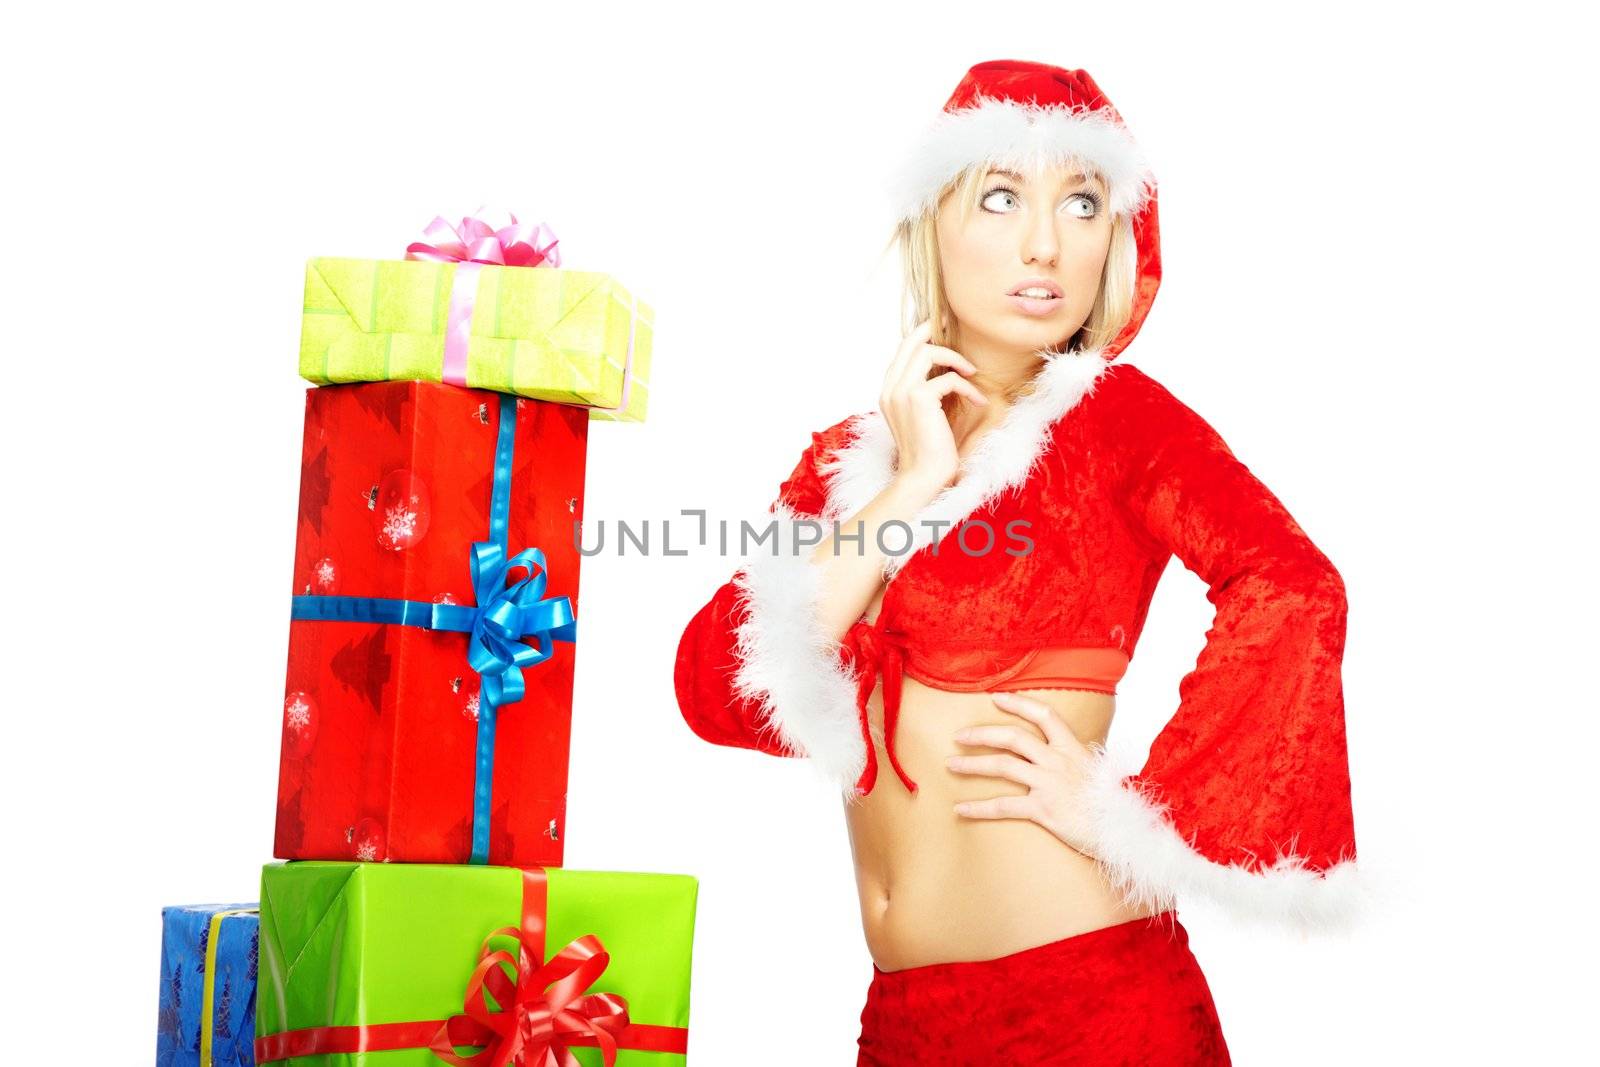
[986,168,1100,188]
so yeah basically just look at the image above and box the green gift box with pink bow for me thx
[299,214,653,423]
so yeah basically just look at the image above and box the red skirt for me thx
[857,913,1230,1066]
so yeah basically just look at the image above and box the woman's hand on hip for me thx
[881,318,985,500]
[946,692,1100,857]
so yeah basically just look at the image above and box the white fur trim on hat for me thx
[728,505,867,798]
[1079,745,1366,930]
[888,97,1156,224]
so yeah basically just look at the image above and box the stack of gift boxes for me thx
[157,214,697,1066]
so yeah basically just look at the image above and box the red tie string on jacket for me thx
[842,619,919,796]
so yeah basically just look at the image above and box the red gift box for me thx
[276,381,587,866]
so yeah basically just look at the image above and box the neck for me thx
[826,342,1115,580]
[944,331,1049,441]
[952,332,1043,397]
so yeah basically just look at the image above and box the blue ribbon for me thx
[290,392,576,864]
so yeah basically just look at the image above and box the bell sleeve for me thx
[1082,374,1360,927]
[672,431,867,794]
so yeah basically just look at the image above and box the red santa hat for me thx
[887,60,1164,360]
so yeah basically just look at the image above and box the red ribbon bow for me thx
[431,872,629,1067]
[406,209,562,268]
[842,619,920,796]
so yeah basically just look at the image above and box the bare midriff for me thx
[844,591,1157,973]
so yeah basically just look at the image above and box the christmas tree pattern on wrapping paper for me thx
[353,382,411,433]
[276,785,305,853]
[466,396,541,527]
[214,974,233,1041]
[297,445,330,536]
[444,797,523,862]
[156,963,183,1052]
[330,629,392,714]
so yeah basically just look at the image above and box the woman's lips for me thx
[1007,293,1063,317]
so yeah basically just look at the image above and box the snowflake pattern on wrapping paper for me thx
[284,693,312,731]
[463,690,480,722]
[354,839,380,862]
[381,502,421,547]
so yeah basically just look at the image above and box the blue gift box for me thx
[156,903,259,1067]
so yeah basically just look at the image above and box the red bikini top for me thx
[840,616,1129,796]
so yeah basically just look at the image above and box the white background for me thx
[4,2,1594,1062]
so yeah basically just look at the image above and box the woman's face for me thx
[935,163,1113,356]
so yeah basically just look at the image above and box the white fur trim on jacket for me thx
[820,346,1114,581]
[728,505,866,797]
[1080,746,1364,930]
[888,98,1156,225]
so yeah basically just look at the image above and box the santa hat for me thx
[887,60,1164,360]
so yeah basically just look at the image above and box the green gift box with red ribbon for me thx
[255,862,697,1065]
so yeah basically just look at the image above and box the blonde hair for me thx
[883,160,1139,404]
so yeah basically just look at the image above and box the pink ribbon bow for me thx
[404,210,562,387]
[406,210,563,270]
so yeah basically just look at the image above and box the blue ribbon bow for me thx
[290,392,576,864]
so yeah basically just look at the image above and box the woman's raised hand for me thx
[880,319,987,500]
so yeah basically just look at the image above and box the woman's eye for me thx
[981,187,1103,218]
[981,189,1018,212]
[1063,193,1100,219]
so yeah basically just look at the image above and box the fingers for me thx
[883,318,934,391]
[953,794,1034,820]
[925,370,989,408]
[989,691,1075,749]
[919,344,980,380]
[946,751,1041,787]
[883,319,982,405]
[952,722,1051,764]
[896,342,979,399]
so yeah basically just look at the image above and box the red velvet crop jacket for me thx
[673,350,1359,928]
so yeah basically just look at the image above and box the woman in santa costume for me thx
[675,59,1358,1064]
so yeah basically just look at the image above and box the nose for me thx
[1022,203,1061,267]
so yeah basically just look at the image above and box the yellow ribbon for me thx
[198,907,258,1067]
